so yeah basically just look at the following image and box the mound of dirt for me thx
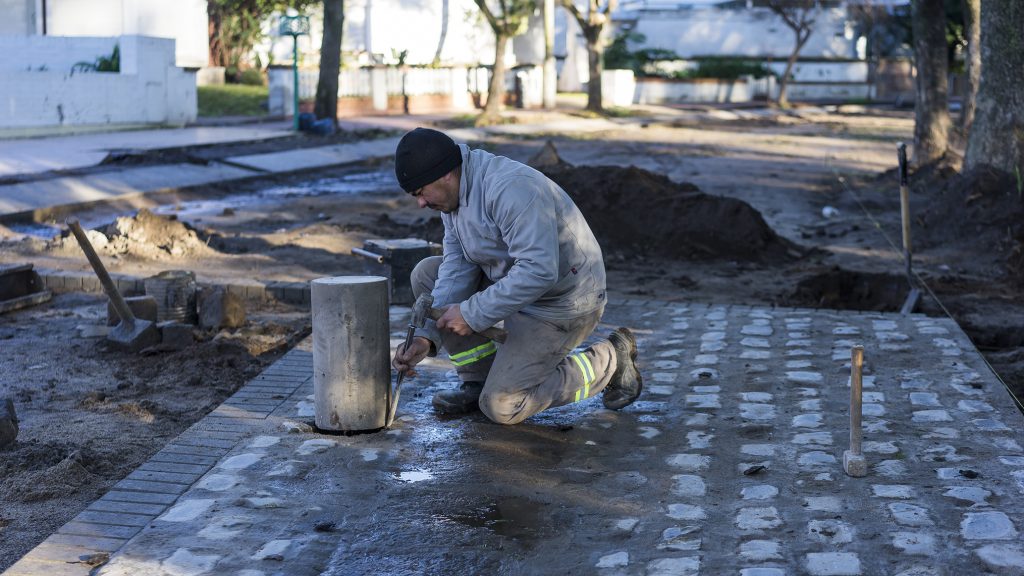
[913,162,1024,283]
[785,267,909,312]
[51,209,214,260]
[0,446,98,502]
[531,143,800,264]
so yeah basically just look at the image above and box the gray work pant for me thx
[411,256,619,425]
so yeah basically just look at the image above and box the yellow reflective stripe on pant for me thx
[571,352,595,402]
[449,341,498,367]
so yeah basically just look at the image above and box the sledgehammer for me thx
[385,294,508,426]
[67,219,159,352]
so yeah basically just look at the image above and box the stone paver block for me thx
[58,521,140,540]
[805,552,862,575]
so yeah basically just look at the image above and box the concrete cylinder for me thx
[312,276,390,431]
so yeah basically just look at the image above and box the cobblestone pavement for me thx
[6,300,1024,575]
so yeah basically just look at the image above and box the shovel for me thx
[67,219,160,352]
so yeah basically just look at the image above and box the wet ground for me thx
[11,300,1023,576]
[3,107,1024,574]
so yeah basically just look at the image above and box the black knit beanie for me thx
[394,128,463,193]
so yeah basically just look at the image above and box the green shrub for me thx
[72,44,120,73]
[197,84,268,116]
[236,68,265,86]
[687,58,773,80]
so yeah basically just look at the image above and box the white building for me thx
[0,0,209,68]
[0,0,201,129]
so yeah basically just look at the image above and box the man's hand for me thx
[393,336,431,378]
[436,304,473,336]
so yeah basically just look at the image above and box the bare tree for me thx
[960,0,980,134]
[559,0,617,113]
[765,0,818,108]
[964,0,1024,175]
[911,0,951,165]
[432,0,450,66]
[314,0,344,127]
[473,0,536,124]
[543,0,556,109]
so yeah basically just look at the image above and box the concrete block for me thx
[245,282,267,302]
[80,274,101,293]
[63,273,84,292]
[74,510,152,528]
[226,283,247,301]
[266,281,289,302]
[101,490,178,506]
[126,468,199,484]
[39,273,60,291]
[158,321,194,349]
[112,479,189,495]
[43,533,126,553]
[89,499,167,516]
[58,521,141,540]
[283,283,306,304]
[198,286,246,329]
[114,276,143,296]
[107,296,159,326]
[843,450,867,477]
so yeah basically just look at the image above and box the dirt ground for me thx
[2,107,1023,569]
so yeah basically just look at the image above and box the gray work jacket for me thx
[419,145,606,345]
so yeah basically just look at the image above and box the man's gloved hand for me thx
[436,304,473,336]
[393,336,432,378]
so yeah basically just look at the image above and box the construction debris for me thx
[0,264,52,314]
[198,286,246,330]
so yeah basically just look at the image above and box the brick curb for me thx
[1,346,314,576]
[36,268,311,306]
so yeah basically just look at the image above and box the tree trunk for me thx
[964,0,1024,174]
[432,0,449,66]
[208,14,222,67]
[315,0,345,127]
[960,0,981,134]
[586,30,603,112]
[777,31,809,109]
[542,0,556,109]
[911,0,951,166]
[483,32,509,119]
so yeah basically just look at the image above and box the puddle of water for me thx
[151,170,397,220]
[442,497,546,543]
[260,171,395,199]
[397,469,434,483]
[6,222,61,238]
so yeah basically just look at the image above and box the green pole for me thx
[292,35,300,131]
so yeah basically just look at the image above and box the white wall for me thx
[0,35,197,128]
[0,0,37,34]
[626,6,856,59]
[355,0,500,66]
[43,0,208,68]
[766,60,868,83]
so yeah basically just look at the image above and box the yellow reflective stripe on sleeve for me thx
[584,383,590,398]
[449,341,497,366]
[579,353,595,384]
[571,353,595,384]
[574,389,582,402]
[570,354,589,384]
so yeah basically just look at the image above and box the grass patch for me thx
[197,84,269,117]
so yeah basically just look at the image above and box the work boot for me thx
[432,381,484,415]
[603,328,643,410]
